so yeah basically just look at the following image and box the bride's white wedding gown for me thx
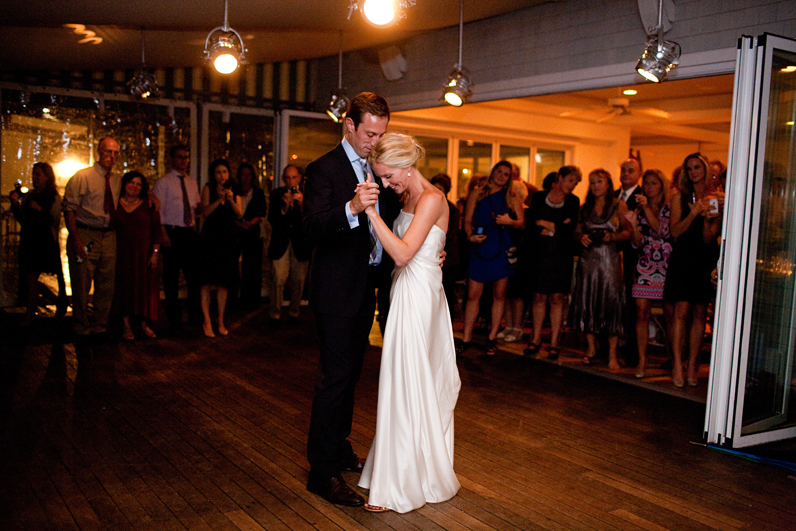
[358,210,461,513]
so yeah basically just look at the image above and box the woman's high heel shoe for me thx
[203,322,215,338]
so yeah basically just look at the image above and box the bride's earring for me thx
[408,170,412,177]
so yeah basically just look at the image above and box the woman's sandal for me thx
[141,323,157,339]
[547,346,560,361]
[523,342,541,357]
[485,339,498,357]
[455,341,472,356]
[364,503,391,513]
[582,353,596,365]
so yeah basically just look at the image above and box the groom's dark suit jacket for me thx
[303,143,400,317]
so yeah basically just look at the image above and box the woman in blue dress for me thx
[459,161,525,356]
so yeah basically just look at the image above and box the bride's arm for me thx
[367,190,445,267]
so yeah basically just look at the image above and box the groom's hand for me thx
[351,172,380,215]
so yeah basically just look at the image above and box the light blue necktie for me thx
[360,158,378,264]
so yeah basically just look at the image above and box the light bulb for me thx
[444,92,463,107]
[363,0,395,26]
[214,53,239,74]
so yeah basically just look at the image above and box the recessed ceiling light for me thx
[623,89,638,95]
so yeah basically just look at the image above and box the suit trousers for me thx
[239,234,264,306]
[307,267,377,480]
[269,241,308,320]
[67,227,116,335]
[162,226,201,327]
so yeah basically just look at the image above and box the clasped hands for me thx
[352,172,380,216]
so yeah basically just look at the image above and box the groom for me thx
[303,92,400,506]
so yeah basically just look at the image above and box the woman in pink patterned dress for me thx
[624,169,673,378]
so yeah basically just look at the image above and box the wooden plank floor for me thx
[1,306,795,530]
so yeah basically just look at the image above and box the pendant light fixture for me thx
[204,0,247,74]
[442,0,472,107]
[327,31,350,123]
[127,28,158,99]
[347,0,416,27]
[636,0,680,82]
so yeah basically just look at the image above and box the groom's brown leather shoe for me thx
[307,475,365,506]
[338,455,365,473]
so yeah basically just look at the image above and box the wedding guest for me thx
[9,162,67,325]
[267,164,310,327]
[571,169,629,371]
[430,173,461,318]
[199,159,243,338]
[62,137,121,340]
[234,163,267,309]
[459,161,525,356]
[616,158,643,367]
[522,166,581,359]
[152,145,202,329]
[624,169,674,378]
[111,171,162,341]
[663,153,722,387]
[498,163,530,343]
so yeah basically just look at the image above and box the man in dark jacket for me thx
[267,164,309,327]
[302,92,399,507]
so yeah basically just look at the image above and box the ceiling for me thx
[514,74,734,146]
[0,0,556,71]
[1,1,733,149]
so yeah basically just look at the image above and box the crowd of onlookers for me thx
[8,138,308,344]
[447,153,725,388]
[9,139,726,387]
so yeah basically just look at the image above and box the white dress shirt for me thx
[152,169,201,227]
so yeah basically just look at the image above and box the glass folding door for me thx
[277,110,341,189]
[707,34,796,448]
[200,104,274,190]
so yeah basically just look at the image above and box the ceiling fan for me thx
[595,97,671,123]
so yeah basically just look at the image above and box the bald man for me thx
[615,157,643,366]
[63,137,122,340]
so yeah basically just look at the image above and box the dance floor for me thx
[1,305,795,530]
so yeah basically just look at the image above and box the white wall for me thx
[637,143,729,182]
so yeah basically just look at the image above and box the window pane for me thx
[458,140,491,198]
[415,135,449,182]
[1,90,191,194]
[741,48,796,435]
[536,149,565,189]
[500,144,531,183]
[207,110,274,188]
[286,116,342,186]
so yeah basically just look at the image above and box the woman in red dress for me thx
[112,171,162,341]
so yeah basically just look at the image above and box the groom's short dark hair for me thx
[347,92,390,129]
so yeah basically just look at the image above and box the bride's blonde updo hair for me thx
[369,133,425,169]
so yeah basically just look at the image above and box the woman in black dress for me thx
[663,153,722,387]
[199,159,243,337]
[10,162,67,325]
[522,166,581,359]
[234,163,267,309]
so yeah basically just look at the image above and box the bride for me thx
[357,133,461,513]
